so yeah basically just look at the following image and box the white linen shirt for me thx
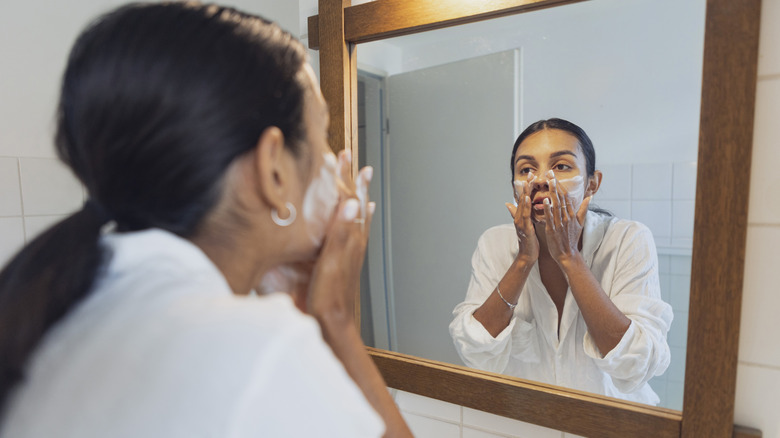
[449,211,673,405]
[0,229,384,438]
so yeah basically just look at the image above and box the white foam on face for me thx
[302,152,340,245]
[557,175,584,201]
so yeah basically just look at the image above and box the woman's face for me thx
[297,65,341,248]
[513,128,590,222]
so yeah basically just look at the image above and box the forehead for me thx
[516,129,582,157]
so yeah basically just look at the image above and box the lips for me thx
[532,195,549,210]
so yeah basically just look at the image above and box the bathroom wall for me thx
[596,161,695,411]
[0,1,776,437]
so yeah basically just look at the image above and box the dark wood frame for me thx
[310,1,763,437]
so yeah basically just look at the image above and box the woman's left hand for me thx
[542,171,592,265]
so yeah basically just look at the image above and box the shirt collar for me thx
[100,228,232,294]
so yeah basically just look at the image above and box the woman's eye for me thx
[555,164,572,171]
[518,167,533,175]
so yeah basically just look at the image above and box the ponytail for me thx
[0,203,110,410]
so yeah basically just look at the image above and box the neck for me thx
[190,226,271,295]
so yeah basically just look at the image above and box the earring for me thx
[271,202,296,227]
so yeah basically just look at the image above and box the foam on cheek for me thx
[302,152,340,245]
[557,175,585,200]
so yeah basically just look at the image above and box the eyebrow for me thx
[515,150,578,165]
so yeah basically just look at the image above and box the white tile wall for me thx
[0,158,22,216]
[19,158,84,216]
[735,17,780,438]
[592,199,630,219]
[672,200,695,241]
[747,78,780,225]
[757,0,780,77]
[462,408,561,438]
[463,427,508,438]
[738,226,780,369]
[735,364,780,438]
[595,164,631,200]
[395,389,461,423]
[0,217,25,267]
[24,215,68,241]
[632,163,673,200]
[401,411,461,437]
[596,161,697,251]
[672,162,697,200]
[631,200,672,246]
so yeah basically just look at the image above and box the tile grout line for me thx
[738,361,780,372]
[15,158,28,243]
[747,222,780,228]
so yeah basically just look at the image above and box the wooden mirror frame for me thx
[308,1,762,436]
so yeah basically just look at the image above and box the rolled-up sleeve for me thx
[449,232,541,373]
[582,224,673,393]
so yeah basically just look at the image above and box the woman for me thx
[449,118,673,405]
[0,3,410,437]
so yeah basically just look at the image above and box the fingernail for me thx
[543,198,550,205]
[547,170,555,178]
[368,201,376,215]
[525,196,531,204]
[363,166,374,182]
[527,172,535,181]
[344,149,352,163]
[342,199,359,220]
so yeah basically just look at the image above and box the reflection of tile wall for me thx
[594,162,694,410]
[0,157,85,266]
[594,162,697,249]
[393,389,569,437]
[650,254,691,410]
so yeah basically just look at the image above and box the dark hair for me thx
[509,118,596,182]
[509,118,611,215]
[0,2,308,410]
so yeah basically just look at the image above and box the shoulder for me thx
[603,217,654,246]
[477,223,516,246]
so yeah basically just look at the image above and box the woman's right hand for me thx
[306,150,374,327]
[505,174,539,265]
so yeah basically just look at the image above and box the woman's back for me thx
[0,229,382,437]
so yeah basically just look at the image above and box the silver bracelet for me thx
[496,284,517,310]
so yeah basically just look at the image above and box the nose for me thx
[530,171,550,191]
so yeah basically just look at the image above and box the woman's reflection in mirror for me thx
[449,118,673,405]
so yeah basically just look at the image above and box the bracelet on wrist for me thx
[496,284,517,310]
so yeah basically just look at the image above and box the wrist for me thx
[557,250,585,272]
[511,256,535,274]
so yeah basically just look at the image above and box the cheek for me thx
[557,175,585,200]
[301,153,340,245]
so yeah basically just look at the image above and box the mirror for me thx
[311,0,761,435]
[355,0,704,411]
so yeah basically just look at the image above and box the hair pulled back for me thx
[0,2,308,410]
[510,118,597,182]
[510,118,610,215]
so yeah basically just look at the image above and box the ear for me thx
[585,170,603,198]
[253,126,298,216]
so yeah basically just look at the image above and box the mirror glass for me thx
[356,0,705,410]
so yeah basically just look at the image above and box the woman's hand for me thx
[542,170,591,265]
[506,173,539,265]
[306,150,375,325]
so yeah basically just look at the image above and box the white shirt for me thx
[0,229,384,438]
[449,212,673,405]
